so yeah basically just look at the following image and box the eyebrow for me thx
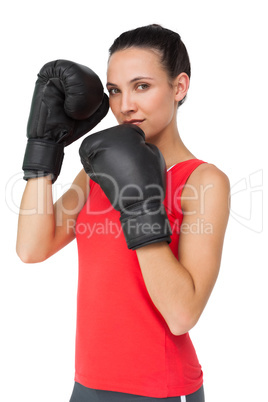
[106,76,154,87]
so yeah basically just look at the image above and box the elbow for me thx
[16,245,49,264]
[167,311,200,336]
[17,254,45,264]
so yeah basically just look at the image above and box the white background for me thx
[1,0,267,401]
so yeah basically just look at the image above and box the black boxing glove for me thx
[22,59,109,182]
[79,124,172,250]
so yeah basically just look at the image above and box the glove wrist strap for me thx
[22,139,64,183]
[120,202,172,250]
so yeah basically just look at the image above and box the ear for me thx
[174,73,190,103]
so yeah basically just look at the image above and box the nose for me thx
[120,91,137,115]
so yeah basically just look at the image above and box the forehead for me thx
[107,47,165,81]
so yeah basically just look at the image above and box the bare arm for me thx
[16,169,89,263]
[136,164,230,335]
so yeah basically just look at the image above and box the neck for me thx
[148,122,195,169]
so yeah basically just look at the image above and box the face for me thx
[107,47,179,141]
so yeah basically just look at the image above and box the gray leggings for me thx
[69,382,205,402]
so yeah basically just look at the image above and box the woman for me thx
[17,25,230,402]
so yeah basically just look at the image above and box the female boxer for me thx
[17,24,230,402]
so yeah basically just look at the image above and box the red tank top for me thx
[75,159,205,398]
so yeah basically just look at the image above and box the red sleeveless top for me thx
[75,159,205,398]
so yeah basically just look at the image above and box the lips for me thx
[123,119,145,125]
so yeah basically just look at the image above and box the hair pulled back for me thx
[109,24,191,107]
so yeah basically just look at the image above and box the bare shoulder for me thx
[185,162,230,200]
[189,162,230,189]
[182,162,230,215]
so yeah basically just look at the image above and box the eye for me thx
[136,83,150,91]
[108,87,120,96]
